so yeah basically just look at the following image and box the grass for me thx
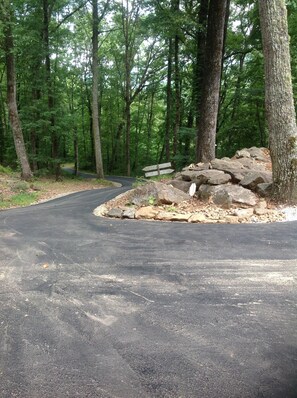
[0,165,13,174]
[0,164,114,210]
[0,192,38,209]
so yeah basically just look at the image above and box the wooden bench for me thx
[142,162,174,178]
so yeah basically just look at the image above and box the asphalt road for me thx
[0,179,297,398]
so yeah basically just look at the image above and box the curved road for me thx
[0,178,297,397]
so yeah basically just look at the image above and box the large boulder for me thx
[212,185,258,208]
[131,182,189,206]
[239,171,272,191]
[256,182,273,197]
[168,179,192,193]
[210,158,246,182]
[198,184,258,208]
[181,169,231,185]
[246,147,270,162]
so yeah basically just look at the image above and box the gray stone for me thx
[239,171,272,191]
[181,169,231,185]
[246,147,270,162]
[212,185,258,207]
[235,149,251,158]
[198,184,219,200]
[256,182,273,197]
[232,208,254,218]
[131,182,189,206]
[212,189,233,209]
[155,182,190,204]
[122,207,135,219]
[236,158,258,169]
[107,208,123,218]
[210,159,246,182]
[183,162,210,171]
[169,179,192,193]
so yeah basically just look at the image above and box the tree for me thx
[196,0,229,163]
[258,0,297,203]
[91,0,105,179]
[1,0,33,180]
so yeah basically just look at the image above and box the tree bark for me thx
[91,0,104,178]
[2,1,32,180]
[196,0,228,163]
[194,0,208,125]
[165,38,173,162]
[259,0,297,203]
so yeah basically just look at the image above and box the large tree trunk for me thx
[259,0,297,203]
[165,38,173,162]
[43,0,61,179]
[194,0,208,125]
[2,1,32,180]
[196,0,228,163]
[91,0,104,179]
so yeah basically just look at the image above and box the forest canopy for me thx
[0,0,296,180]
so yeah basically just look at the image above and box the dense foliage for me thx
[0,0,296,176]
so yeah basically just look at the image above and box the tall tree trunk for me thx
[173,32,181,160]
[259,0,297,203]
[2,1,32,180]
[123,0,132,176]
[194,0,208,125]
[43,0,60,179]
[91,0,104,178]
[146,88,156,164]
[165,38,173,162]
[196,0,228,162]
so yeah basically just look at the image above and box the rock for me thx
[188,213,207,223]
[171,213,191,222]
[93,204,108,217]
[181,169,231,185]
[246,147,270,162]
[107,208,123,218]
[212,185,258,208]
[155,211,174,221]
[183,162,210,171]
[169,179,192,193]
[131,182,189,206]
[122,207,135,219]
[235,149,251,158]
[156,182,190,204]
[254,207,269,216]
[212,189,233,209]
[254,199,268,216]
[256,199,267,209]
[210,159,246,182]
[135,206,159,219]
[224,215,240,224]
[232,208,254,218]
[239,171,272,191]
[236,158,260,169]
[198,184,219,200]
[256,182,273,197]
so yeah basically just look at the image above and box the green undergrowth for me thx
[0,165,13,174]
[0,192,39,209]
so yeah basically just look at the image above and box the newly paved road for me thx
[0,180,297,397]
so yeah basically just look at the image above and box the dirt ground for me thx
[0,172,113,210]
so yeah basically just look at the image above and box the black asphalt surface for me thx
[0,177,297,398]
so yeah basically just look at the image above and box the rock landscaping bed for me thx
[94,147,295,224]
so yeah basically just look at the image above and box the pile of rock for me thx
[94,147,286,223]
[173,146,273,208]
